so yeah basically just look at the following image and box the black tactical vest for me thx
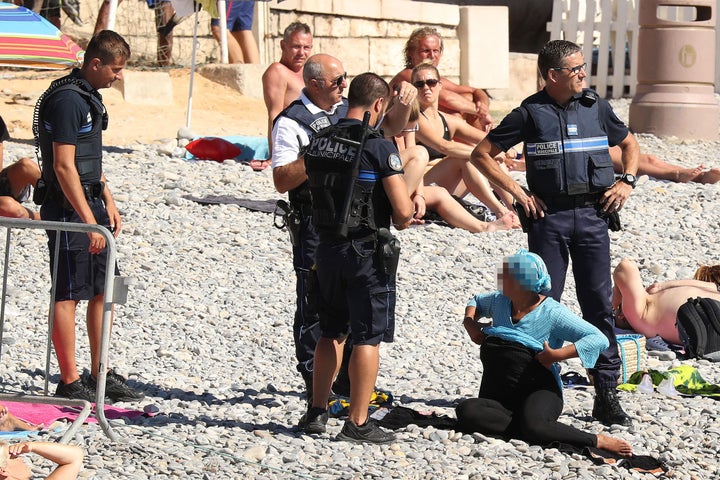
[522,89,615,196]
[275,97,349,208]
[35,70,106,188]
[304,122,383,239]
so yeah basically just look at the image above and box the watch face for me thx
[625,174,636,183]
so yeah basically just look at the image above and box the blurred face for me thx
[411,35,442,67]
[280,32,313,71]
[412,69,441,106]
[550,51,586,97]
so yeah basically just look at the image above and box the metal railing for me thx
[0,217,132,442]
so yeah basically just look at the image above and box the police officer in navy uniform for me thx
[471,40,640,426]
[35,31,144,403]
[271,54,351,404]
[299,72,413,443]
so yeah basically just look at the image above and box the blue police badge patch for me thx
[388,153,403,171]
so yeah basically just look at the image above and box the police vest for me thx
[304,122,383,239]
[275,98,348,207]
[35,70,105,188]
[522,89,615,196]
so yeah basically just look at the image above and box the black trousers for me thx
[456,337,595,448]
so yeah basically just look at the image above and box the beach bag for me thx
[676,297,720,359]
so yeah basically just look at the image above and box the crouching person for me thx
[299,72,413,443]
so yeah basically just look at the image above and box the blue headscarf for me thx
[505,249,552,294]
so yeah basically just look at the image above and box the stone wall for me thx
[64,0,537,105]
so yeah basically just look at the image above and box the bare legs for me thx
[52,294,108,384]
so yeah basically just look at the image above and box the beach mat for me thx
[183,195,277,214]
[184,135,270,162]
[3,400,148,426]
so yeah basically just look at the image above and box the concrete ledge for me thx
[197,64,269,100]
[113,70,173,106]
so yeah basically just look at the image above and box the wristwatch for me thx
[619,173,637,188]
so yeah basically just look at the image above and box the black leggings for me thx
[456,337,596,448]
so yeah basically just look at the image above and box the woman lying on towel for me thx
[457,250,632,457]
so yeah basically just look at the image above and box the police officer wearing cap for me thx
[299,72,413,443]
[471,40,640,427]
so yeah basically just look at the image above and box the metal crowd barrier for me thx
[0,217,132,442]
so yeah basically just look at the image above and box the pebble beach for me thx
[0,97,719,479]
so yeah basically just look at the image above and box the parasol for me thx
[0,2,84,70]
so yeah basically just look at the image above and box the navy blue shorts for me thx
[315,238,396,346]
[41,198,119,302]
[210,1,254,31]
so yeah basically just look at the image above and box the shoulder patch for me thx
[387,152,403,172]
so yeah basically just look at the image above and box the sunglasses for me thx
[413,79,439,89]
[329,72,347,87]
[552,63,587,76]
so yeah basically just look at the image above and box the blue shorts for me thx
[210,1,254,31]
[41,198,119,302]
[315,238,396,346]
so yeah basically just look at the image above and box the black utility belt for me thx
[81,182,105,199]
[542,193,602,209]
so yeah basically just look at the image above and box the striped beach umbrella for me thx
[0,2,84,69]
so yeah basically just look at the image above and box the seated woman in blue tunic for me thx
[457,250,633,456]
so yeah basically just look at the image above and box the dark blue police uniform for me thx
[304,118,403,346]
[487,88,628,388]
[274,98,349,384]
[36,69,117,301]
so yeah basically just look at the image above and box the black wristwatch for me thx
[619,173,637,188]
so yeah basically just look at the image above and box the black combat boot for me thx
[592,386,632,426]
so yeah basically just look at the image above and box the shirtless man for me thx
[261,22,313,151]
[390,27,493,131]
[612,258,720,345]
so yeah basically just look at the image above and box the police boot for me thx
[592,386,632,426]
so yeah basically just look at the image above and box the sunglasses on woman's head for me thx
[413,79,439,88]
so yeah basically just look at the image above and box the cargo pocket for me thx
[529,157,562,194]
[589,153,614,189]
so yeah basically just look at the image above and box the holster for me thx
[513,202,532,233]
[33,178,48,206]
[596,202,622,231]
[273,199,302,246]
[376,228,401,276]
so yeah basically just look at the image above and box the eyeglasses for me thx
[552,62,587,76]
[401,124,419,133]
[413,79,439,89]
[329,72,347,87]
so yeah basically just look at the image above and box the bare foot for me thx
[596,433,633,457]
[675,164,704,183]
[697,168,720,184]
[495,210,521,229]
[0,405,41,432]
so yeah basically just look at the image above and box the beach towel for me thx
[184,135,270,162]
[3,401,149,427]
[182,195,277,214]
[617,365,720,397]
